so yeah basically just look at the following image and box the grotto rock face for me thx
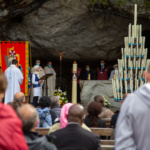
[80,80,121,110]
[0,0,150,62]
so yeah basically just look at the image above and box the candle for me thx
[88,73,91,80]
[134,4,137,37]
[72,61,77,104]
[129,23,131,42]
[112,79,117,100]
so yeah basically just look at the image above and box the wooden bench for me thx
[36,128,115,150]
[36,127,113,138]
[101,145,114,150]
[101,118,111,128]
[101,140,115,145]
[36,128,50,135]
[90,128,113,136]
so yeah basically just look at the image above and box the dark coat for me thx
[50,124,101,150]
[24,131,57,150]
[51,106,61,118]
[84,117,106,140]
[110,110,120,128]
[82,70,94,80]
[84,117,106,128]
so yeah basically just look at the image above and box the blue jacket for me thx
[37,107,52,128]
[32,74,41,88]
[28,70,32,88]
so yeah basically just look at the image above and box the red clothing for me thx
[71,68,82,84]
[0,104,28,150]
[97,67,108,80]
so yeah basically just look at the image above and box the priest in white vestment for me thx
[4,59,23,104]
[44,61,56,96]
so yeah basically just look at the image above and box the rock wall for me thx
[80,80,121,111]
[0,0,150,62]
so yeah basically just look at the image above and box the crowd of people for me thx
[1,58,150,149]
[0,69,118,150]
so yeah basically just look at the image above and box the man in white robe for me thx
[44,61,56,96]
[115,65,150,150]
[5,59,23,104]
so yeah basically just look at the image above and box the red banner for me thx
[0,41,29,96]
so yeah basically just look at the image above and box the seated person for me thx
[8,102,19,112]
[13,92,26,106]
[50,104,101,150]
[84,101,106,128]
[49,103,91,134]
[17,104,57,150]
[82,65,93,80]
[94,95,114,118]
[37,96,57,127]
[51,96,61,118]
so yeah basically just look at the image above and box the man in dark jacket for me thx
[18,104,57,150]
[50,104,101,150]
[82,65,93,80]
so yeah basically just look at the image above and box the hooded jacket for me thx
[115,83,150,150]
[37,107,52,127]
[0,103,28,150]
[24,131,57,150]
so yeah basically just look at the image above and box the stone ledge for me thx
[80,80,121,111]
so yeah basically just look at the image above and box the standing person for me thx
[115,66,150,150]
[32,65,42,107]
[109,64,119,80]
[5,59,23,104]
[44,61,56,96]
[82,65,93,80]
[32,59,45,95]
[97,60,108,80]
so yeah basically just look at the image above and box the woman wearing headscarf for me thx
[49,103,91,134]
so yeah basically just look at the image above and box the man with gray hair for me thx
[13,92,26,106]
[51,96,61,118]
[115,65,150,150]
[18,104,57,150]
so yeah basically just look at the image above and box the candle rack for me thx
[112,4,150,102]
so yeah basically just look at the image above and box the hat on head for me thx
[113,64,118,68]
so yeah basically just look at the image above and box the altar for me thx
[79,80,121,111]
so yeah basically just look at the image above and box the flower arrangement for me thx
[103,96,110,107]
[53,87,68,107]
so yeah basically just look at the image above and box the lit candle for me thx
[88,73,91,80]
